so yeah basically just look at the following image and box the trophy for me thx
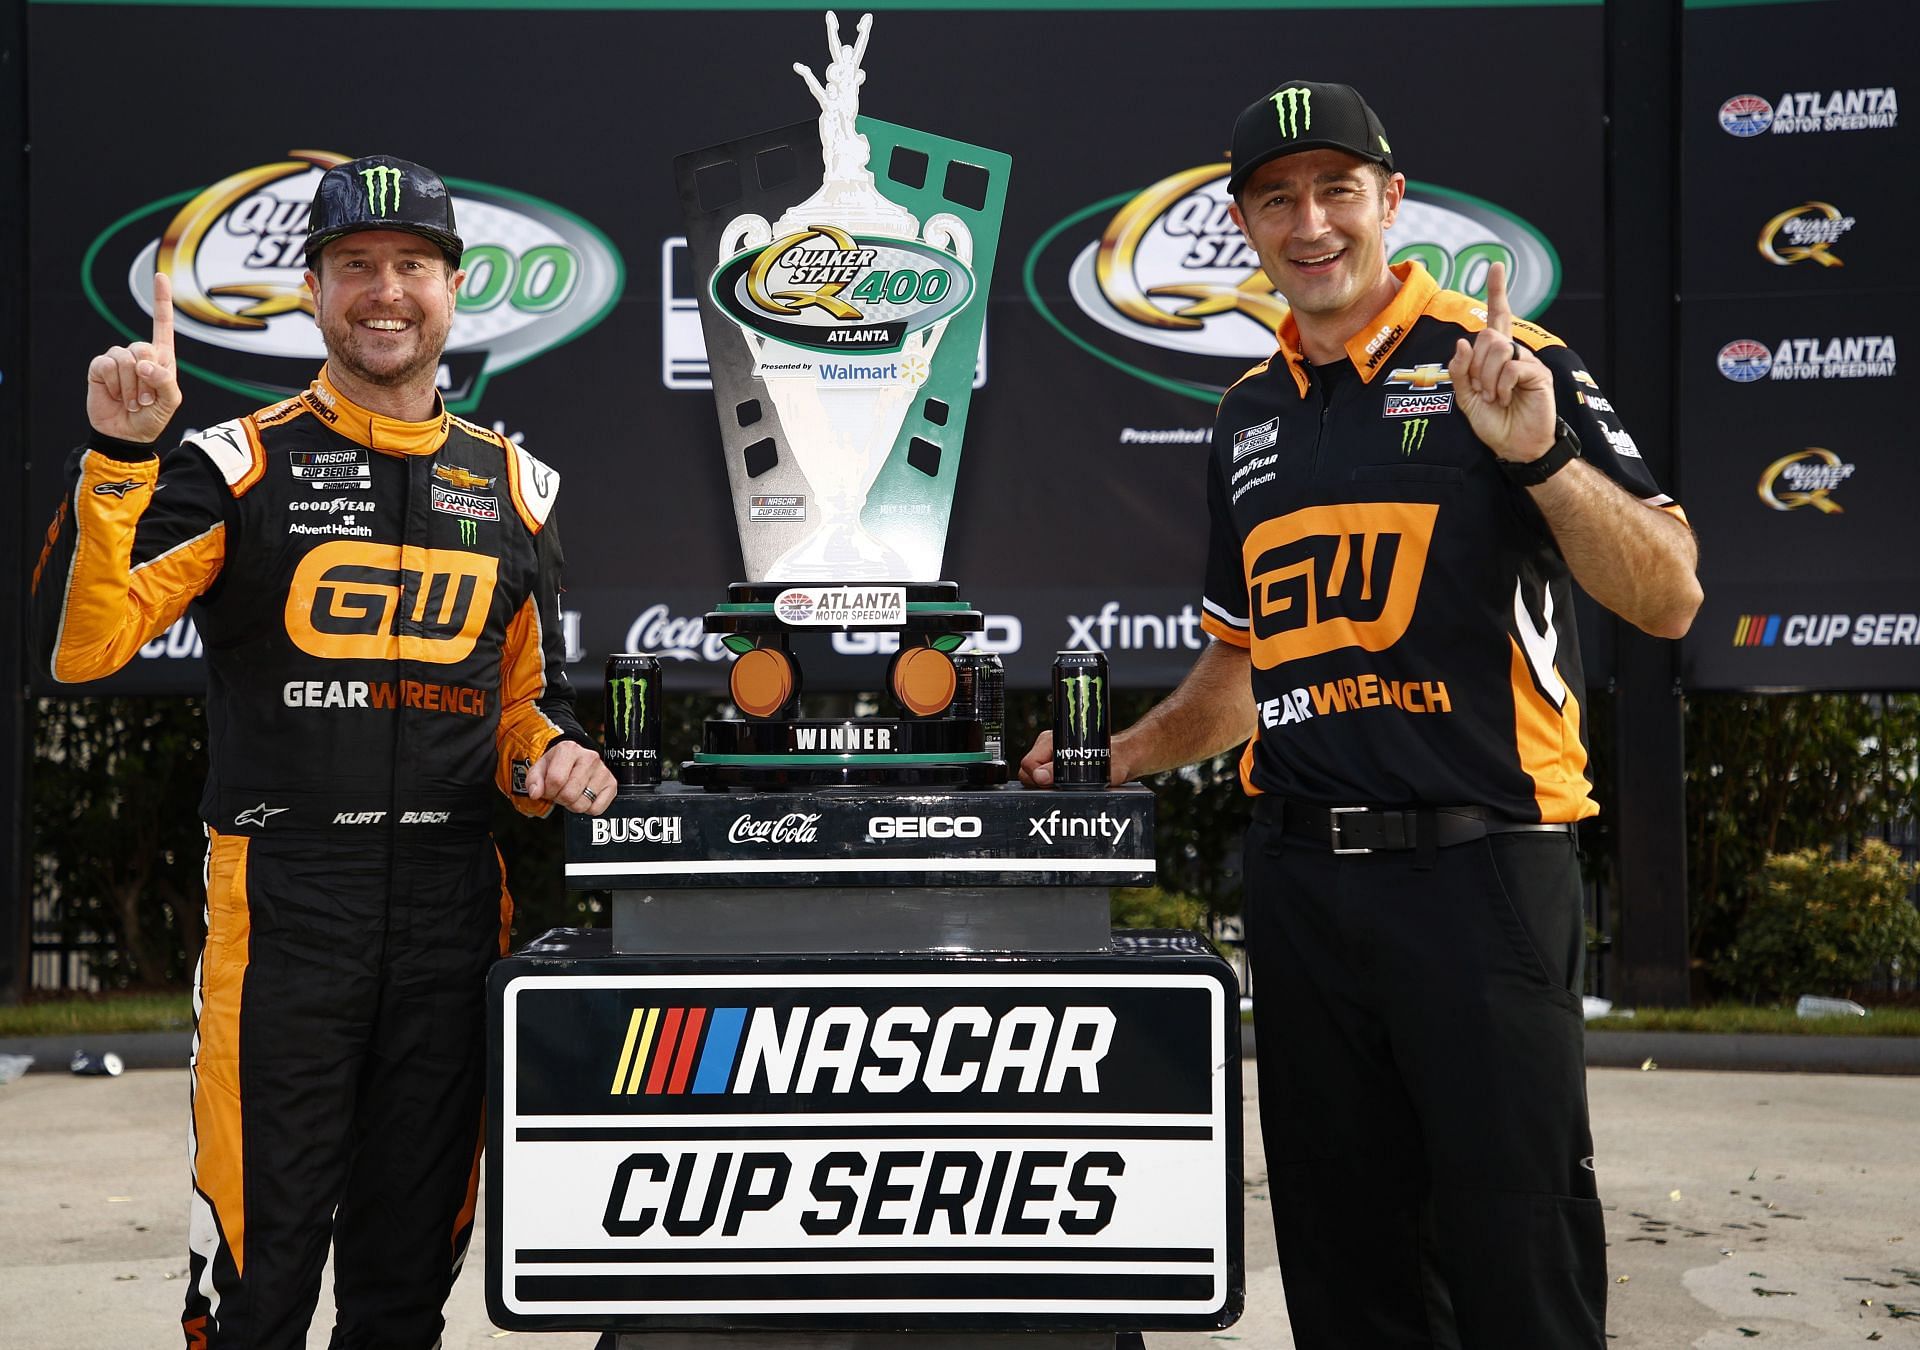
[674,11,1010,789]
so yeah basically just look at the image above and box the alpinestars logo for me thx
[361,165,403,216]
[1271,86,1312,138]
[1061,670,1105,739]
[1400,419,1430,456]
[93,479,141,498]
[609,671,648,741]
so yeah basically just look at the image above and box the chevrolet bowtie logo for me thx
[1386,364,1453,389]
[234,802,290,828]
[434,464,495,491]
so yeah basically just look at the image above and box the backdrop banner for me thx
[25,2,1608,693]
[1676,0,1915,690]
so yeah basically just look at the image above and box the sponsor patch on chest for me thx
[289,448,371,491]
[431,484,501,521]
[1382,391,1454,418]
[1232,417,1279,461]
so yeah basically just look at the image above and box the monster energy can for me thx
[603,654,661,790]
[952,653,1005,765]
[1051,650,1110,790]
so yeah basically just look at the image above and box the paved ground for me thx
[2,1064,1916,1348]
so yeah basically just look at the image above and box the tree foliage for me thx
[1712,840,1920,1000]
[1685,693,1920,995]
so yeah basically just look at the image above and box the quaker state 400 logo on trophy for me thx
[675,11,1011,789]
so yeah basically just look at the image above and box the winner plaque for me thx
[675,11,1011,789]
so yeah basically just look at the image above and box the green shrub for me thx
[1713,839,1920,1000]
[1110,885,1211,933]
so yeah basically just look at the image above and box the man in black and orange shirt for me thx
[33,155,617,1349]
[1024,82,1701,1345]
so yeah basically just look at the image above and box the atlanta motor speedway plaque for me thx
[488,935,1241,1333]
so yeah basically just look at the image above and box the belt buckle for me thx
[1328,806,1371,855]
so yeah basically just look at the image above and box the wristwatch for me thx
[1500,417,1582,486]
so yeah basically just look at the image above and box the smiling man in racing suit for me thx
[32,154,617,1349]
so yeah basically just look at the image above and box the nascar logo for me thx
[607,1003,1116,1098]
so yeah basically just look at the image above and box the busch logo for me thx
[591,816,684,845]
[728,812,822,846]
[1271,85,1312,139]
[361,164,403,216]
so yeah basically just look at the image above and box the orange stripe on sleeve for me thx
[1506,639,1599,823]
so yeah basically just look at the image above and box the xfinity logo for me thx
[591,816,685,845]
[1066,601,1206,652]
[867,815,983,841]
[729,812,822,845]
[1027,810,1134,848]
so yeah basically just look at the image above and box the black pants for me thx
[185,828,510,1349]
[1244,820,1606,1349]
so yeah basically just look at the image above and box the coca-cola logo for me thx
[623,603,731,663]
[728,812,822,845]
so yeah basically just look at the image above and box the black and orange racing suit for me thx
[32,368,591,1348]
[1200,262,1688,1346]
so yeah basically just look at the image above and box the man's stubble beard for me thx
[318,305,450,393]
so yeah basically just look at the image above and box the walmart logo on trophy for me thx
[672,11,1012,788]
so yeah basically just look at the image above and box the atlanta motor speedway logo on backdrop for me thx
[1024,163,1559,404]
[1717,88,1899,137]
[84,150,624,414]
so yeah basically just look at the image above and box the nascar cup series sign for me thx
[82,149,623,414]
[492,960,1237,1330]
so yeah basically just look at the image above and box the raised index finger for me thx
[151,272,175,358]
[1484,260,1513,338]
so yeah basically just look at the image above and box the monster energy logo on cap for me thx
[1271,86,1312,139]
[1401,418,1429,456]
[360,164,403,217]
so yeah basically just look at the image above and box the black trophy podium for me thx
[487,783,1243,1347]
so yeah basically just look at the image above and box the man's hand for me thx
[1017,730,1131,789]
[524,740,617,816]
[1447,260,1555,465]
[87,273,182,445]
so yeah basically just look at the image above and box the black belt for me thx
[1252,799,1575,854]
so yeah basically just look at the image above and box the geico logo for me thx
[285,541,497,664]
[281,679,488,716]
[591,816,685,845]
[601,1147,1122,1239]
[866,815,982,840]
[734,1004,1115,1096]
[835,613,1022,657]
[1259,674,1454,728]
[333,811,386,825]
[1241,502,1435,668]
